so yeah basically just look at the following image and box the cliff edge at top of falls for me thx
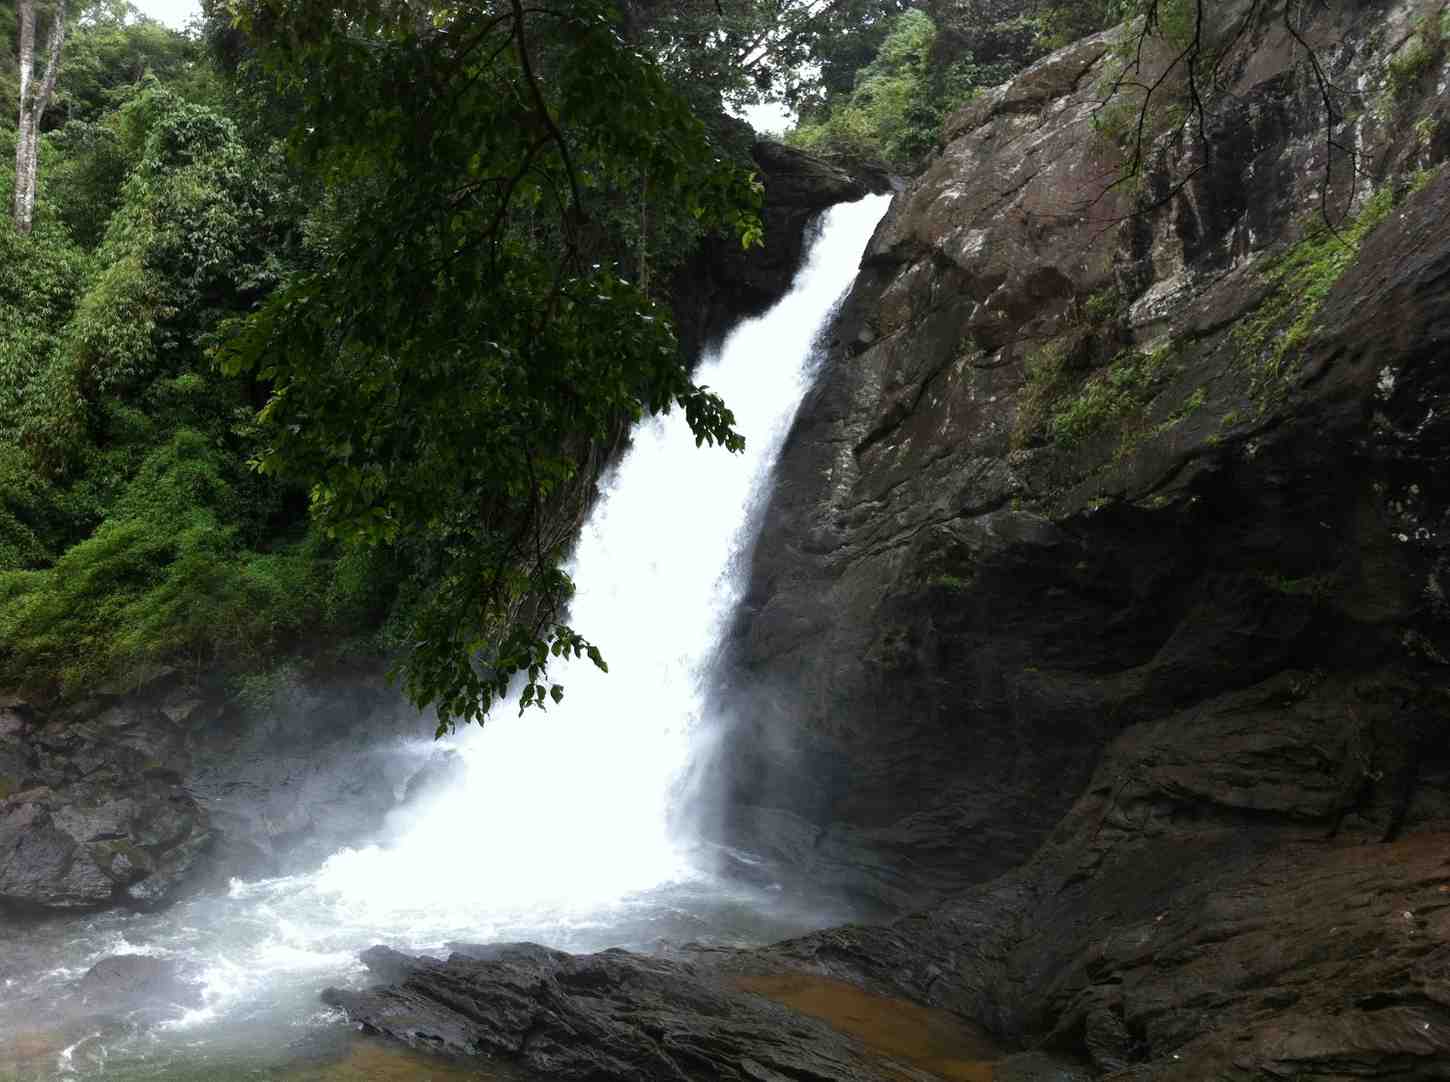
[670,134,896,362]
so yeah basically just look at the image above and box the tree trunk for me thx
[12,0,67,235]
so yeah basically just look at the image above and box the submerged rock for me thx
[77,955,202,1013]
[400,749,468,807]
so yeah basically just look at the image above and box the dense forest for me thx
[0,0,983,722]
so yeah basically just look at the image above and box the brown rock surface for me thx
[704,0,1450,916]
[669,1,1450,1078]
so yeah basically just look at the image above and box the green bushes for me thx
[0,84,371,699]
[786,10,1007,172]
[0,431,319,694]
[0,222,91,443]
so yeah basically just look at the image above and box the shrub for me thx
[0,431,327,696]
[786,10,1006,172]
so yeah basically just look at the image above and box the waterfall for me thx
[0,192,892,1080]
[311,191,893,929]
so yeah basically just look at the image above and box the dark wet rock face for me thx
[321,944,993,1081]
[0,672,425,914]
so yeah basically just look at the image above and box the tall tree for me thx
[12,0,67,233]
[217,0,762,729]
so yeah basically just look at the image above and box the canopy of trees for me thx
[4,0,1242,728]
[2,0,774,726]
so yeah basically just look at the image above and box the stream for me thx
[0,193,893,1081]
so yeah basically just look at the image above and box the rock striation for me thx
[706,0,1450,914]
[673,0,1450,1077]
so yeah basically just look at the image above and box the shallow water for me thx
[0,872,852,1080]
[0,195,893,1082]
[736,975,1000,1081]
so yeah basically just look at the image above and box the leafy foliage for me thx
[0,431,325,695]
[786,9,1013,171]
[216,0,762,729]
[51,1,215,127]
[624,0,910,111]
[0,76,334,698]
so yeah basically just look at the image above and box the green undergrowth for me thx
[787,9,1014,171]
[0,430,385,697]
[1386,7,1450,103]
[1049,340,1183,449]
[1233,169,1438,411]
[0,85,411,701]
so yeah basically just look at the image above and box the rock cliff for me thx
[686,0,1450,1075]
[325,5,1450,1079]
[711,0,1450,910]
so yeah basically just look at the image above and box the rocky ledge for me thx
[321,942,1080,1081]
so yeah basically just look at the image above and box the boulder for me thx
[77,955,201,1013]
[322,944,970,1081]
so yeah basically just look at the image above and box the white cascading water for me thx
[312,191,892,927]
[0,193,891,1080]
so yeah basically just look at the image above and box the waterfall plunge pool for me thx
[0,193,894,1082]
